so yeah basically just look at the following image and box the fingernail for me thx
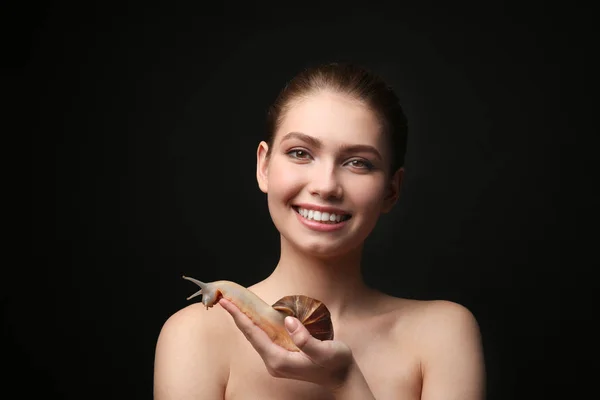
[285,316,298,332]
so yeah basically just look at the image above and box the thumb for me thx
[285,316,324,357]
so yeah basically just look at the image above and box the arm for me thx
[218,298,361,392]
[420,301,486,400]
[153,304,230,400]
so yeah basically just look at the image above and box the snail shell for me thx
[272,295,334,341]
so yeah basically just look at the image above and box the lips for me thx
[292,206,352,224]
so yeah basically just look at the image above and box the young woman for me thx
[154,63,485,399]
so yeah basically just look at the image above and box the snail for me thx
[182,276,334,352]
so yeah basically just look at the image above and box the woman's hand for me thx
[218,297,354,390]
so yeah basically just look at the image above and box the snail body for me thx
[182,276,334,352]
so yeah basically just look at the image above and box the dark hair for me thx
[265,62,408,173]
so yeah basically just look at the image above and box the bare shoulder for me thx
[388,298,486,399]
[154,302,232,400]
[379,295,480,336]
[411,299,481,333]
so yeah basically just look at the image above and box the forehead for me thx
[276,91,385,147]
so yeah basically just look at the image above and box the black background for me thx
[13,1,592,399]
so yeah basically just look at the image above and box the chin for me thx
[269,205,371,259]
[284,232,363,260]
[299,241,345,258]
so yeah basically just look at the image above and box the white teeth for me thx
[296,207,348,223]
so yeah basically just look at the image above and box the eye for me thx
[346,159,374,170]
[287,149,312,160]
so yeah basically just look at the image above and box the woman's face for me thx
[256,90,401,258]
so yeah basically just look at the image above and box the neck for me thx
[262,236,373,319]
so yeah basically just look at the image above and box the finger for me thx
[218,298,256,332]
[285,316,333,363]
[219,298,284,357]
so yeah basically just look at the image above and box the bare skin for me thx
[154,277,484,399]
[154,89,486,399]
[222,279,427,399]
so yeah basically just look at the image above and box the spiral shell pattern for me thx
[272,295,334,341]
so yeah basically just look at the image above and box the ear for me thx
[256,141,270,193]
[382,167,404,213]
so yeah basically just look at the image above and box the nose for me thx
[307,163,343,200]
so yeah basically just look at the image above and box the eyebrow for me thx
[280,131,383,160]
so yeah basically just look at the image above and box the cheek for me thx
[348,179,387,211]
[268,159,305,200]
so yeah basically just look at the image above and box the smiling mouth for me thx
[292,206,352,224]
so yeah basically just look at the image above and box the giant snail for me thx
[183,276,334,352]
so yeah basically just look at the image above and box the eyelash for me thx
[287,149,311,160]
[286,149,374,170]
